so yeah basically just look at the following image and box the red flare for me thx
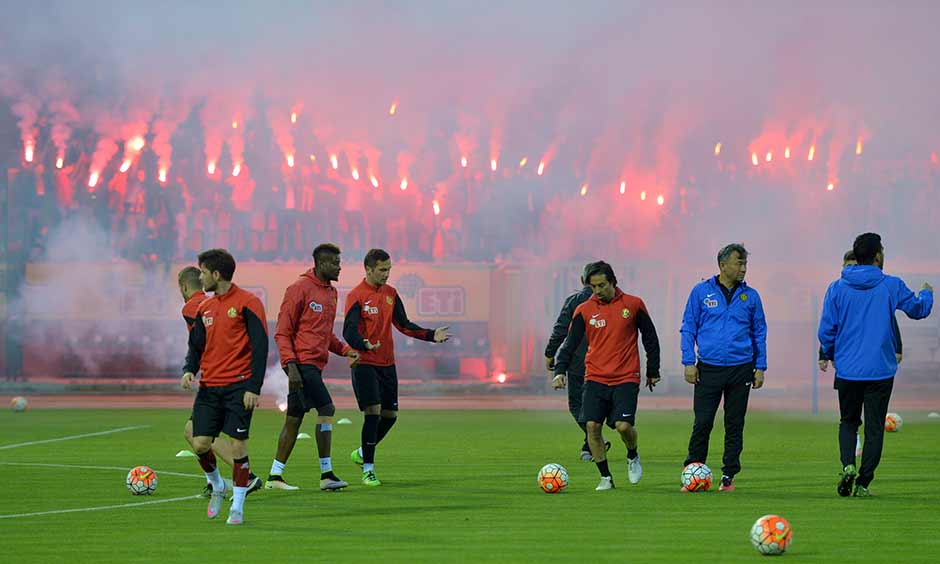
[751,153,759,166]
[784,147,791,159]
[120,159,131,173]
[158,169,167,183]
[330,154,338,170]
[490,159,497,171]
[290,112,297,124]
[640,191,647,201]
[207,161,216,175]
[579,184,588,197]
[88,171,100,188]
[400,178,408,190]
[657,195,665,206]
[619,181,626,195]
[856,139,863,155]
[232,163,241,177]
[460,156,468,168]
[827,182,835,191]
[808,145,816,161]
[714,142,722,156]
[232,120,238,129]
[56,156,64,169]
[24,142,34,163]
[389,101,398,116]
[432,200,441,215]
[370,175,379,188]
[519,157,528,168]
[537,161,545,175]
[351,168,360,181]
[286,154,295,168]
[765,152,772,163]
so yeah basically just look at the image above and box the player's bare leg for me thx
[266,414,303,490]
[587,421,614,490]
[615,421,642,484]
[316,404,348,491]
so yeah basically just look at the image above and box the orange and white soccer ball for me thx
[680,462,713,492]
[750,514,793,555]
[126,466,158,495]
[885,413,903,432]
[10,396,28,412]
[537,463,568,493]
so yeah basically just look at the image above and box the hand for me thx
[818,360,830,372]
[921,282,933,293]
[684,365,699,384]
[243,391,259,411]
[363,339,381,351]
[646,374,661,392]
[551,374,566,390]
[752,369,765,390]
[433,326,452,343]
[287,363,302,392]
[181,372,196,390]
[896,353,903,364]
[346,350,360,367]
[544,356,555,371]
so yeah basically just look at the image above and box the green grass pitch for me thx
[1,408,938,562]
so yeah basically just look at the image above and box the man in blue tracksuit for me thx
[680,243,768,492]
[819,232,933,497]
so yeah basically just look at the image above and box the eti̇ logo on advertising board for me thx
[417,287,465,317]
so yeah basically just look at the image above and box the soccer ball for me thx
[537,463,569,493]
[750,514,793,555]
[885,413,903,432]
[680,462,712,492]
[126,466,158,495]
[10,396,28,412]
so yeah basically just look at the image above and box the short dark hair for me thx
[852,233,883,265]
[717,243,748,265]
[364,248,391,269]
[197,249,236,281]
[580,261,598,285]
[842,250,856,263]
[177,266,201,288]
[312,243,341,266]
[584,261,617,287]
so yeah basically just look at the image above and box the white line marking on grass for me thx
[0,426,150,450]
[0,462,203,479]
[0,495,202,519]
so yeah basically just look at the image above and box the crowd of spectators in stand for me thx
[3,104,940,271]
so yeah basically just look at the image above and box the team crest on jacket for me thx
[227,307,237,318]
[622,308,631,318]
[386,296,394,305]
[740,294,748,302]
[309,301,324,313]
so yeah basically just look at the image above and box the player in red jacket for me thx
[267,243,362,491]
[343,249,452,486]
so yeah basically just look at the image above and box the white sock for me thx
[357,447,363,457]
[270,459,286,476]
[319,457,332,473]
[205,468,224,491]
[231,486,248,513]
[363,463,375,472]
[856,435,862,448]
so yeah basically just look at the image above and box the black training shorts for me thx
[351,364,399,412]
[580,380,640,427]
[192,381,254,440]
[286,364,334,417]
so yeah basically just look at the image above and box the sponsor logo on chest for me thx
[588,313,606,328]
[363,300,380,315]
[309,300,324,313]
